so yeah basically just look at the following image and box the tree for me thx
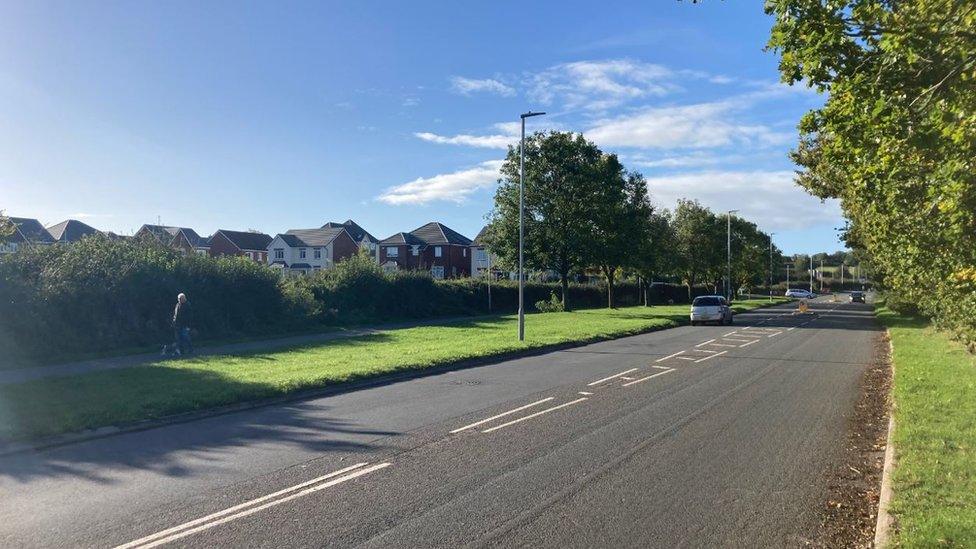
[729,216,775,293]
[486,131,605,310]
[633,209,677,305]
[671,200,723,300]
[0,211,14,244]
[766,0,976,346]
[590,168,654,308]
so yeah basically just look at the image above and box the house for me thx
[320,219,379,260]
[470,225,497,278]
[267,226,359,275]
[378,222,473,278]
[135,224,210,255]
[208,229,273,263]
[1,217,55,254]
[46,219,101,243]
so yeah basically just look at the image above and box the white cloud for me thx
[529,59,677,111]
[378,160,504,205]
[644,170,843,231]
[414,132,512,149]
[586,101,793,150]
[450,77,515,97]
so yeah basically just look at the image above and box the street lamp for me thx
[726,209,738,301]
[768,232,775,302]
[518,110,545,342]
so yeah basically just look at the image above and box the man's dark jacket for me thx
[173,301,192,329]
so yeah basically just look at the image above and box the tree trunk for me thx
[604,266,616,308]
[560,272,570,311]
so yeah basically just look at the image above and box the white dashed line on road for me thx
[587,368,640,387]
[482,398,588,433]
[694,350,728,363]
[622,368,675,387]
[656,350,686,363]
[451,397,555,433]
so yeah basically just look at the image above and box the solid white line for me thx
[655,350,686,363]
[622,368,675,387]
[587,368,639,386]
[787,327,797,331]
[721,337,754,343]
[450,397,555,433]
[677,356,698,361]
[708,342,738,348]
[620,377,635,381]
[694,350,728,363]
[738,339,759,348]
[482,398,588,433]
[650,365,671,370]
[723,331,739,337]
[578,391,593,396]
[767,331,783,337]
[695,339,716,347]
[116,463,386,549]
[696,349,719,354]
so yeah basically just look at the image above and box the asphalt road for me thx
[0,298,881,548]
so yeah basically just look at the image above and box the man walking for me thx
[172,292,193,356]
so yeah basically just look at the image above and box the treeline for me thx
[767,1,976,349]
[0,237,709,362]
[484,131,781,308]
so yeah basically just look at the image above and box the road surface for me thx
[0,299,880,548]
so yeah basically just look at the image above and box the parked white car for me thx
[690,295,733,326]
[785,288,816,299]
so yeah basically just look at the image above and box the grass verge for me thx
[875,304,976,547]
[1,300,780,444]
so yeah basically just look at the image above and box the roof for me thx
[8,217,55,244]
[176,228,209,248]
[379,231,426,246]
[216,229,272,251]
[137,224,181,243]
[278,227,349,247]
[289,263,312,269]
[321,219,377,244]
[472,225,490,246]
[46,219,100,242]
[409,222,472,246]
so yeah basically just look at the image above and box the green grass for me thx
[875,305,976,547]
[0,300,779,443]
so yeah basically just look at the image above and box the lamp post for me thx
[785,262,792,290]
[726,209,738,301]
[809,256,814,293]
[768,232,775,302]
[518,111,545,342]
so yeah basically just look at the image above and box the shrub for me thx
[534,292,565,313]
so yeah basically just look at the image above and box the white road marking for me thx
[587,368,639,387]
[482,398,588,433]
[721,337,754,343]
[787,327,797,331]
[622,368,675,387]
[676,356,698,361]
[620,377,635,381]
[694,350,728,363]
[708,342,738,348]
[655,350,686,363]
[650,365,671,370]
[696,349,719,354]
[450,397,555,433]
[723,331,739,337]
[695,339,716,347]
[578,391,593,395]
[767,331,782,337]
[116,462,389,549]
[738,339,759,348]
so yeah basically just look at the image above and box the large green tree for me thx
[766,0,976,346]
[671,199,723,300]
[486,131,606,309]
[0,211,14,245]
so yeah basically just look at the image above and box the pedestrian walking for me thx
[169,292,193,356]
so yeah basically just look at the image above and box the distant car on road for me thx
[690,295,733,326]
[785,288,816,299]
[850,291,865,303]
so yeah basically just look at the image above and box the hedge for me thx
[0,236,704,363]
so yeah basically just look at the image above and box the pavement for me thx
[0,298,881,548]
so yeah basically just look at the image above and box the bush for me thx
[534,292,565,313]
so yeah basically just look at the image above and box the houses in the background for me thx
[268,226,359,275]
[378,222,472,279]
[3,214,494,280]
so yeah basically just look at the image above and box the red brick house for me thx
[135,224,210,256]
[378,222,472,278]
[208,229,273,263]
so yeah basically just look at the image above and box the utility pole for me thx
[785,263,791,290]
[809,256,814,293]
[768,233,775,301]
[820,258,824,292]
[726,210,738,301]
[518,111,545,342]
[840,263,844,290]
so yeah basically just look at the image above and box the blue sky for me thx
[0,1,844,254]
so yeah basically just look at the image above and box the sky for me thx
[0,1,845,254]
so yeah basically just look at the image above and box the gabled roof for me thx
[278,227,349,247]
[215,229,272,251]
[176,228,209,248]
[9,217,55,245]
[137,224,181,243]
[321,219,378,244]
[410,222,472,246]
[472,225,490,246]
[46,219,100,242]
[379,231,426,246]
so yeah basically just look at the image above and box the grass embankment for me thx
[0,300,779,443]
[875,305,976,547]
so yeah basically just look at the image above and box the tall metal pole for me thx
[518,111,545,342]
[726,210,737,301]
[809,256,814,293]
[786,262,791,289]
[768,233,775,301]
[820,258,824,292]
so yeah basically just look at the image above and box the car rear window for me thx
[693,297,721,306]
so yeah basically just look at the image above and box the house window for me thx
[313,248,321,259]
[434,246,442,257]
[431,266,445,279]
[299,248,307,259]
[475,249,488,262]
[411,245,420,256]
[386,246,399,258]
[463,248,467,257]
[274,248,284,260]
